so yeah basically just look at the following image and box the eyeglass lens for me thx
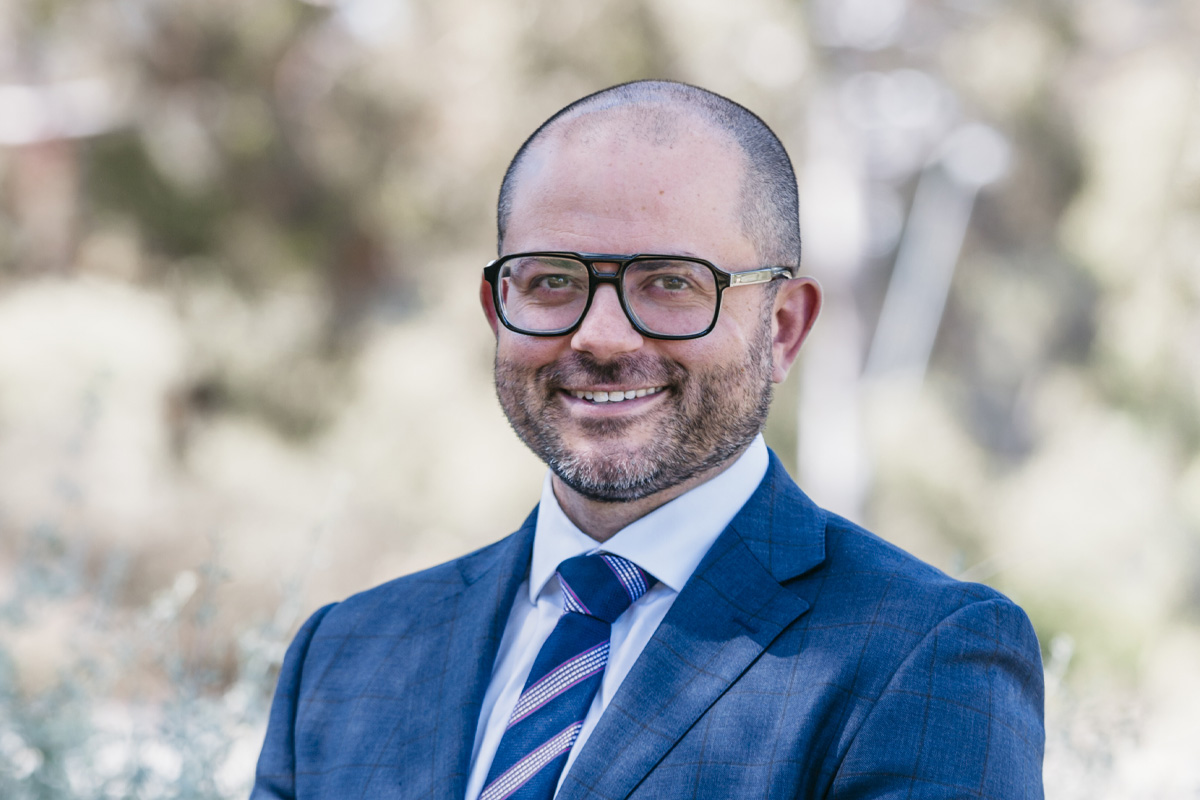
[497,255,718,336]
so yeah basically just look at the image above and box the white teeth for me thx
[570,387,663,404]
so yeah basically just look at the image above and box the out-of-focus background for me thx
[0,0,1197,796]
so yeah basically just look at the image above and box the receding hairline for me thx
[518,101,742,165]
[505,103,751,222]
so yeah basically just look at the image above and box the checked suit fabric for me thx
[479,553,655,800]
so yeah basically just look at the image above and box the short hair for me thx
[496,80,801,269]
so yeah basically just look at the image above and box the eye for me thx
[653,274,693,291]
[535,274,574,290]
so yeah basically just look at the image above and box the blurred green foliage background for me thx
[0,0,1197,796]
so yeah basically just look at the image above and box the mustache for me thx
[537,352,684,388]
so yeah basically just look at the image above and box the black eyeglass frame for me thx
[483,251,796,340]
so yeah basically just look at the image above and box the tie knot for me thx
[556,553,654,624]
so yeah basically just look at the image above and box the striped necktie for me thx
[480,553,655,800]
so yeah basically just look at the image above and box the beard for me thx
[494,316,775,503]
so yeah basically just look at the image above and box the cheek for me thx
[497,332,566,365]
[670,313,759,365]
[717,293,775,351]
[658,339,719,369]
[494,333,573,383]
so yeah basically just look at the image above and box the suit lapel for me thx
[425,512,537,798]
[558,453,828,800]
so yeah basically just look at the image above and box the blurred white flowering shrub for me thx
[0,526,294,798]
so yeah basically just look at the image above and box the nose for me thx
[570,283,644,360]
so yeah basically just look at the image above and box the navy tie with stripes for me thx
[479,552,655,800]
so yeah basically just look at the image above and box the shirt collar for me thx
[529,434,769,602]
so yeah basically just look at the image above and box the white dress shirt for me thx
[464,434,770,800]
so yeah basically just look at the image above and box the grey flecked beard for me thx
[494,317,774,503]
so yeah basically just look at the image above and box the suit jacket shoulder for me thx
[813,506,1024,639]
[252,511,537,800]
[317,525,534,639]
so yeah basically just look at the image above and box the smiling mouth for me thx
[567,386,665,404]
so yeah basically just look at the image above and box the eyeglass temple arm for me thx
[727,266,795,286]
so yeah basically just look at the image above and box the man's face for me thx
[488,117,780,502]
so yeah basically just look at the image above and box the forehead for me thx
[504,108,754,260]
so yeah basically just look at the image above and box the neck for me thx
[550,446,750,542]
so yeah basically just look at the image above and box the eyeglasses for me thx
[483,252,795,340]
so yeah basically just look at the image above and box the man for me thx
[252,81,1044,799]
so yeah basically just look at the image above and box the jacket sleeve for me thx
[831,597,1045,799]
[250,602,338,800]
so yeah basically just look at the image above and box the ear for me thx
[480,277,500,337]
[770,277,822,383]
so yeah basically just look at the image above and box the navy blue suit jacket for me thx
[252,453,1044,798]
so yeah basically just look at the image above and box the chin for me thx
[549,450,672,501]
[548,443,670,503]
